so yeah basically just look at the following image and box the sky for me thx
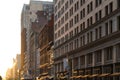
[0,0,52,78]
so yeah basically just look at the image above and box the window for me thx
[95,10,102,22]
[90,31,93,42]
[70,0,73,5]
[87,1,93,14]
[99,10,102,20]
[55,14,58,22]
[83,35,85,45]
[80,0,85,6]
[65,34,68,41]
[75,1,79,12]
[69,19,73,28]
[83,22,85,30]
[61,27,64,35]
[90,2,93,12]
[105,5,108,16]
[65,23,68,31]
[105,47,113,61]
[117,0,120,8]
[95,13,98,21]
[74,14,79,24]
[58,20,60,28]
[87,33,90,43]
[74,39,79,49]
[69,30,73,38]
[80,35,85,46]
[65,44,68,53]
[105,22,109,35]
[95,0,102,7]
[95,28,98,40]
[99,26,102,38]
[109,20,113,33]
[74,26,79,35]
[61,16,64,25]
[87,18,89,27]
[95,50,102,63]
[61,0,64,4]
[109,2,113,13]
[55,6,57,13]
[83,8,85,18]
[54,24,57,31]
[61,37,64,44]
[73,58,78,69]
[117,16,120,30]
[69,42,73,51]
[69,7,73,16]
[87,53,92,65]
[90,16,93,26]
[61,6,64,15]
[65,12,68,20]
[80,10,83,19]
[80,55,85,65]
[87,4,89,14]
[116,44,120,60]
[65,1,68,10]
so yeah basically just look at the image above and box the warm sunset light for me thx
[0,0,119,80]
[0,0,53,79]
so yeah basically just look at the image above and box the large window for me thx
[73,57,78,69]
[109,20,113,33]
[80,0,85,6]
[116,44,120,60]
[109,2,113,13]
[80,55,85,66]
[87,53,92,66]
[105,47,113,61]
[105,5,108,16]
[105,22,109,35]
[95,0,102,7]
[117,0,120,8]
[95,50,102,63]
[87,1,93,14]
[117,16,120,30]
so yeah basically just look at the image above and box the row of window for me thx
[55,44,120,72]
[54,1,114,35]
[55,14,120,47]
[55,0,103,14]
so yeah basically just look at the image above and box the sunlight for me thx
[0,57,13,78]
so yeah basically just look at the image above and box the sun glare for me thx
[0,58,13,78]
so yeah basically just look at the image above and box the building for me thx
[21,0,53,79]
[21,4,30,79]
[13,54,21,80]
[33,11,54,80]
[54,0,120,80]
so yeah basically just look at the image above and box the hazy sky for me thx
[0,0,52,78]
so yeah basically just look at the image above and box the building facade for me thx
[38,13,54,80]
[21,1,53,79]
[54,0,120,80]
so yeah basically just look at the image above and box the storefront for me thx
[111,63,120,80]
[99,65,113,80]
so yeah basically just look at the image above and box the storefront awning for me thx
[82,75,90,78]
[89,74,99,78]
[110,73,120,76]
[75,75,82,78]
[99,73,110,77]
